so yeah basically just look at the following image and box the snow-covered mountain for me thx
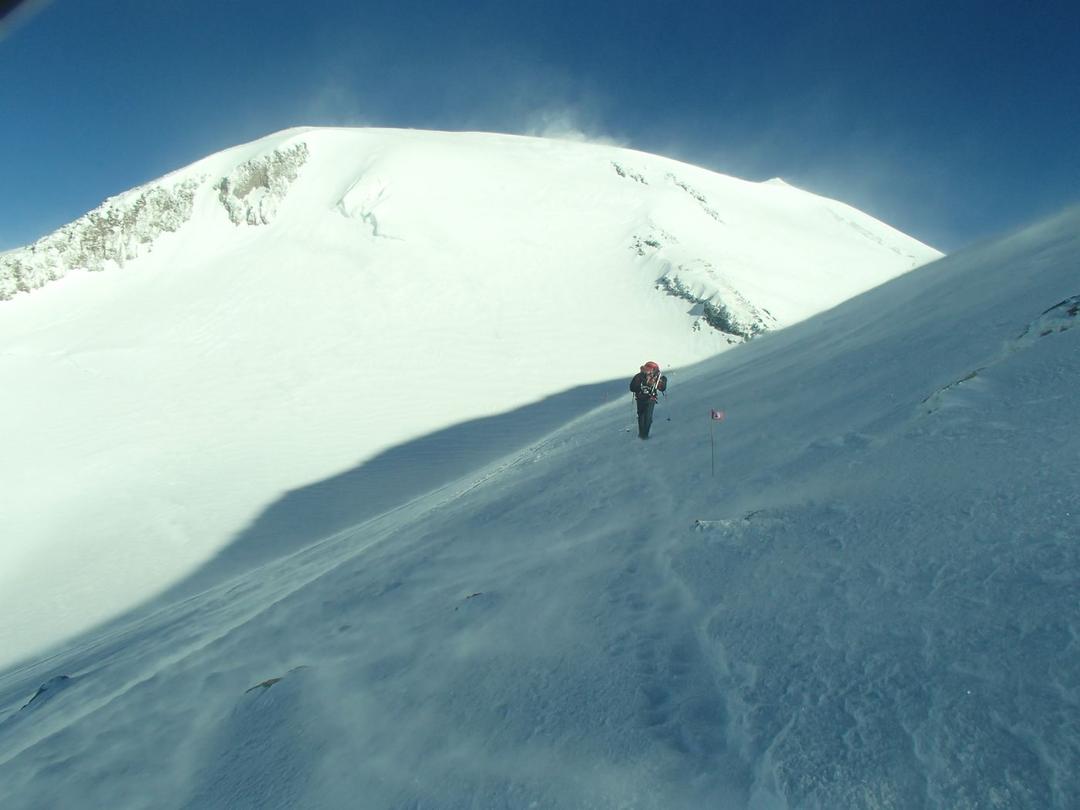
[0,128,934,331]
[1,192,1076,808]
[0,127,938,669]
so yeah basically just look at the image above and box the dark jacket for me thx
[630,371,667,401]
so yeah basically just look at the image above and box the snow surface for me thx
[0,189,1077,806]
[0,127,939,669]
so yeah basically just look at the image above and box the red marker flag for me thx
[710,409,726,421]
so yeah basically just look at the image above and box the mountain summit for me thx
[1,127,937,323]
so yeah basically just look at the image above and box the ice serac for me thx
[215,142,309,226]
[0,177,202,299]
[0,140,312,300]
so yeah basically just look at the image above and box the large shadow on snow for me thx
[130,377,631,614]
[0,377,632,682]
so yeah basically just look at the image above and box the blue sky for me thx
[2,0,1078,252]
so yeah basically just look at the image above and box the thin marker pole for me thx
[710,416,715,477]
[709,409,724,476]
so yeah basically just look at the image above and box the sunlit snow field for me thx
[0,128,937,668]
[1,132,1076,808]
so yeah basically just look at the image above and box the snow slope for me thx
[0,204,1076,807]
[0,128,938,668]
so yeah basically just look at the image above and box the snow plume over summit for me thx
[0,127,938,670]
[1,194,1076,807]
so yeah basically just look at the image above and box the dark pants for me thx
[636,397,656,438]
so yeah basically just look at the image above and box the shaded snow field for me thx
[0,188,1077,808]
[0,128,936,668]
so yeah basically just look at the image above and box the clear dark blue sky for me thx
[2,0,1078,252]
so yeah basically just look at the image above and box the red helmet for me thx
[642,361,660,372]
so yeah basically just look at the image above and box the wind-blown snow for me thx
[0,187,1076,807]
[0,127,939,669]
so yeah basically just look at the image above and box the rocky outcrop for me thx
[215,143,309,226]
[1,142,311,301]
[0,178,201,300]
[657,268,777,341]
